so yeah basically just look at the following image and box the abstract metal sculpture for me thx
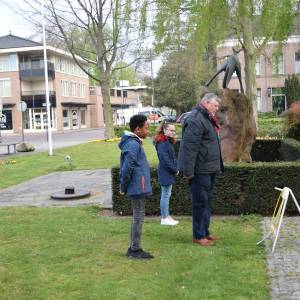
[205,48,244,93]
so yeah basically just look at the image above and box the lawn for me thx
[0,138,158,190]
[0,129,270,299]
[0,207,269,300]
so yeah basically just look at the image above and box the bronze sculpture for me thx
[206,48,244,93]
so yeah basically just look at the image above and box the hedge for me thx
[112,162,300,216]
[251,138,300,161]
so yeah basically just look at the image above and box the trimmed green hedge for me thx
[251,139,300,161]
[112,162,300,216]
[280,138,300,161]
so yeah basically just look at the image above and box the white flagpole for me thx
[42,0,53,156]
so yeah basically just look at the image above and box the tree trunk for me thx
[241,7,258,127]
[100,73,115,139]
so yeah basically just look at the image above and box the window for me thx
[123,90,127,98]
[256,56,261,75]
[295,52,300,73]
[80,110,86,126]
[0,79,11,97]
[71,82,77,97]
[256,88,262,112]
[110,89,115,96]
[272,87,286,112]
[79,83,85,97]
[63,110,69,128]
[61,80,68,96]
[0,54,17,72]
[117,90,122,97]
[272,54,284,75]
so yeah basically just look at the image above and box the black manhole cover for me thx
[51,186,91,200]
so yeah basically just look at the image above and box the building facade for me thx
[0,34,101,133]
[217,36,300,112]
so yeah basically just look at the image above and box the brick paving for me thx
[262,217,300,300]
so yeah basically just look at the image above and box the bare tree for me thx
[17,0,151,138]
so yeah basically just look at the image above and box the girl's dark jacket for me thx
[154,135,177,186]
[119,131,152,198]
[178,106,224,177]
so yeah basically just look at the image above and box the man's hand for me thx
[119,190,125,196]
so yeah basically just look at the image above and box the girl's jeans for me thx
[160,184,172,218]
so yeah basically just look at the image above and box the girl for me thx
[154,122,179,226]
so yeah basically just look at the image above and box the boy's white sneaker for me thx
[161,217,178,226]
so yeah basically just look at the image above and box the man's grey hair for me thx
[200,93,221,104]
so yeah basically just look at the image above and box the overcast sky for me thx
[0,1,36,39]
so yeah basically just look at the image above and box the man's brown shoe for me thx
[206,236,221,241]
[192,238,214,247]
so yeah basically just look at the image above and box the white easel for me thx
[257,187,300,253]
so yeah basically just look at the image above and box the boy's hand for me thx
[119,190,125,196]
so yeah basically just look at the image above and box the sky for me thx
[0,1,36,39]
[0,0,162,76]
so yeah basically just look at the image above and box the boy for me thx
[119,114,154,259]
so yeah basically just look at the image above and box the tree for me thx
[284,74,300,107]
[154,51,198,115]
[21,0,150,139]
[153,0,297,125]
[111,62,139,87]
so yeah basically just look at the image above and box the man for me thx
[178,93,224,247]
[119,114,154,259]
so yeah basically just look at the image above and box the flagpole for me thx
[42,0,53,156]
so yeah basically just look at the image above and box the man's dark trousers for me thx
[190,174,216,239]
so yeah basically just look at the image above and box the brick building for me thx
[217,36,300,112]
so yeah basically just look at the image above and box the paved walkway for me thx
[0,169,112,208]
[0,128,105,156]
[262,217,300,300]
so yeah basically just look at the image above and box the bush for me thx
[112,162,300,216]
[251,139,282,162]
[280,138,300,161]
[282,102,300,141]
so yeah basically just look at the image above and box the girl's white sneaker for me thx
[161,217,178,226]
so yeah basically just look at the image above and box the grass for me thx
[0,139,158,190]
[257,112,284,138]
[0,207,269,300]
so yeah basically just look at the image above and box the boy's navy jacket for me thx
[154,136,177,186]
[119,131,152,198]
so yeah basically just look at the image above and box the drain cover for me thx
[51,186,91,200]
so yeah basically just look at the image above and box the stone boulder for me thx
[16,142,35,152]
[216,89,256,162]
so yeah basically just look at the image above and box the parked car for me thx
[163,115,177,123]
[176,111,191,123]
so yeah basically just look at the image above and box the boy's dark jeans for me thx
[189,174,216,239]
[130,198,145,251]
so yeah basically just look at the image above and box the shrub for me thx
[282,101,300,141]
[280,138,300,161]
[112,162,300,216]
[257,112,285,138]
